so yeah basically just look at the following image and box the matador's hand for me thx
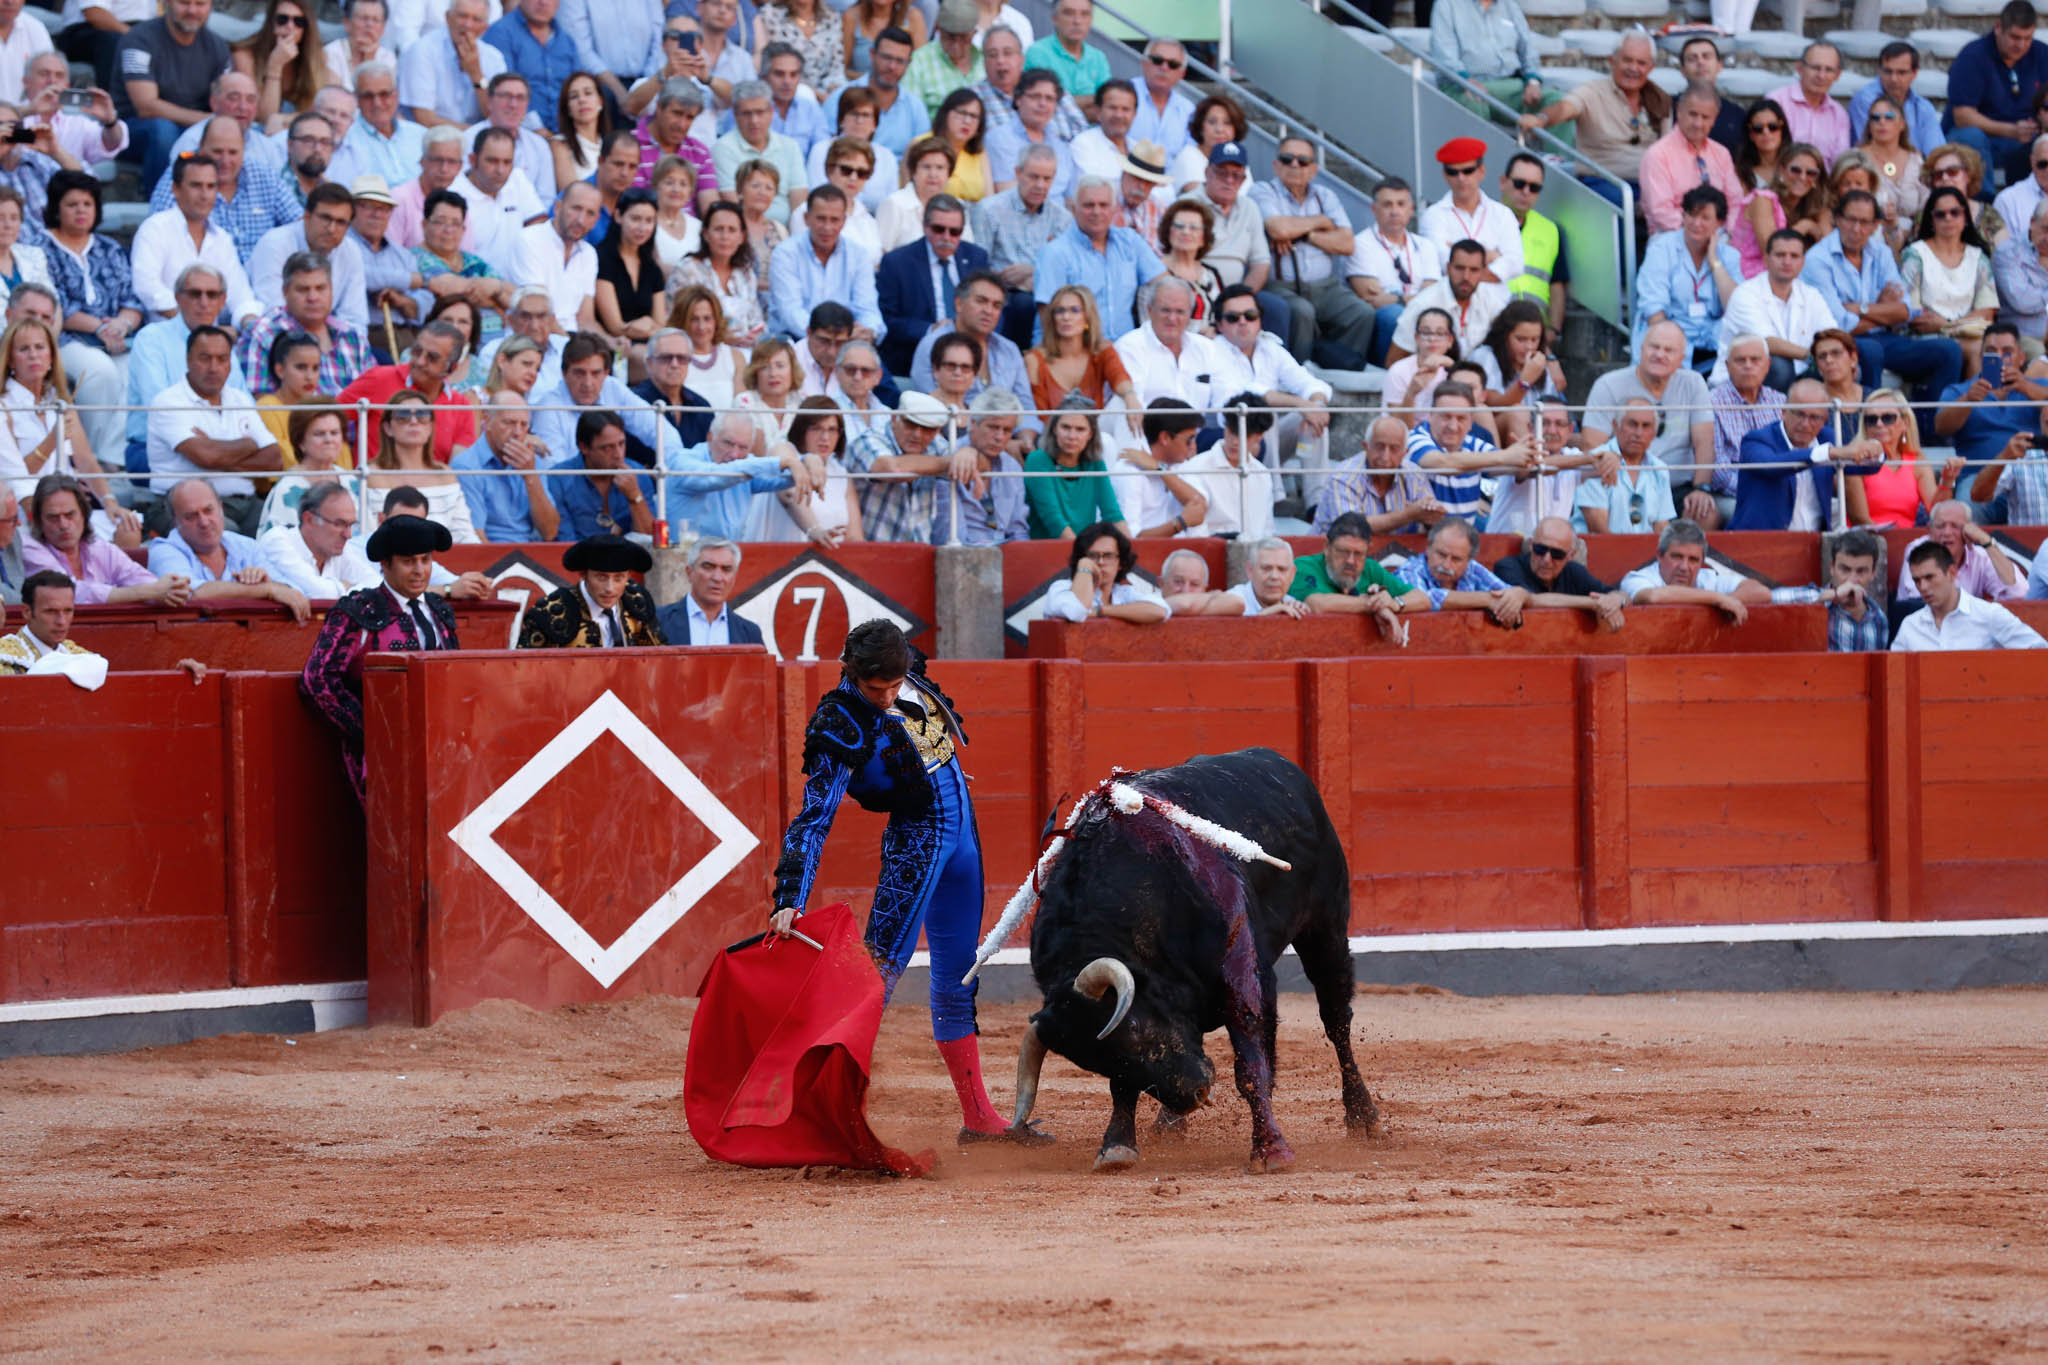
[768,907,796,938]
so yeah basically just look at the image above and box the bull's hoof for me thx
[1093,1144,1140,1172]
[1152,1109,1191,1141]
[1247,1142,1296,1174]
[1346,1114,1384,1139]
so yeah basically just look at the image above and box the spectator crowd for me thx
[0,0,2044,659]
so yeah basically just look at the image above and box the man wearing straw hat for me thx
[1112,138,1171,243]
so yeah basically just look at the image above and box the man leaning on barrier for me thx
[1167,536,1310,620]
[662,410,823,543]
[1394,516,1530,628]
[1492,516,1626,633]
[519,532,664,649]
[1289,510,1428,642]
[1767,529,1890,652]
[147,478,312,622]
[1317,415,1443,537]
[1617,518,1769,623]
[258,479,378,598]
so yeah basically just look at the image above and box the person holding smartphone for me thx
[20,53,125,168]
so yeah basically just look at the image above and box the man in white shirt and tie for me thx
[655,537,764,646]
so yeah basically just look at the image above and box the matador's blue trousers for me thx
[865,759,984,1043]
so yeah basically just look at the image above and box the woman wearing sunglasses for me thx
[1903,186,1999,378]
[1736,141,1826,278]
[365,388,478,543]
[1856,96,1924,256]
[1847,387,1957,528]
[1920,143,2007,251]
[232,0,332,132]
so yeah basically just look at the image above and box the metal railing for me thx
[22,393,2028,553]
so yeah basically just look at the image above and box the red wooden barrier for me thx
[12,650,2048,1010]
[0,670,360,1002]
[362,647,781,1024]
[1028,604,1829,660]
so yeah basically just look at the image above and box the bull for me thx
[968,747,1378,1172]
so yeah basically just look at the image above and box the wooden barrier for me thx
[363,647,781,1024]
[0,671,360,1002]
[1028,604,1830,660]
[10,649,2048,1010]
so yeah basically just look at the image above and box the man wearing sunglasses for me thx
[1130,38,1194,162]
[1209,283,1330,481]
[1418,136,1519,303]
[1492,516,1625,633]
[1945,0,2048,189]
[1250,136,1373,365]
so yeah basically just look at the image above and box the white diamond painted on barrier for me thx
[446,690,759,987]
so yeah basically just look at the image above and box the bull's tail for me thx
[961,775,1292,985]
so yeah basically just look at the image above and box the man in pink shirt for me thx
[1640,85,1743,235]
[1767,42,1850,168]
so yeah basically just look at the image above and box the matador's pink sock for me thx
[936,1034,1008,1134]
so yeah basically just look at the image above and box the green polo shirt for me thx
[1023,35,1112,101]
[1288,552,1407,602]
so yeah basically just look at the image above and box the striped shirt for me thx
[1404,423,1496,518]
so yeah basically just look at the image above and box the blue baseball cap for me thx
[1208,141,1248,168]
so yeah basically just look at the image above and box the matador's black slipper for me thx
[957,1120,1055,1147]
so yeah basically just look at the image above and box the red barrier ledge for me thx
[1027,603,1829,661]
[2,599,519,673]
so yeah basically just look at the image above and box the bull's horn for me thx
[1072,957,1136,1040]
[1012,1023,1048,1129]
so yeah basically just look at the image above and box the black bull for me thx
[1009,748,1379,1171]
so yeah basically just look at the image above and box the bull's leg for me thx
[1225,1009,1292,1173]
[1293,922,1379,1135]
[1095,1079,1142,1172]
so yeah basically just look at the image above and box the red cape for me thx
[685,902,934,1176]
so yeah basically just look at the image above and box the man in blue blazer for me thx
[877,192,990,378]
[1730,377,1885,531]
[657,538,765,647]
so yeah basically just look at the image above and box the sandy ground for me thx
[4,987,2047,1364]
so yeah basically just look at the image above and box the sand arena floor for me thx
[4,987,2046,1363]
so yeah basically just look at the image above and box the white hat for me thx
[896,391,951,428]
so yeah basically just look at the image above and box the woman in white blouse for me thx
[1903,186,2000,378]
[876,136,975,254]
[0,317,117,511]
[1041,520,1171,623]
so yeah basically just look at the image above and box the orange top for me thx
[1025,346,1131,415]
